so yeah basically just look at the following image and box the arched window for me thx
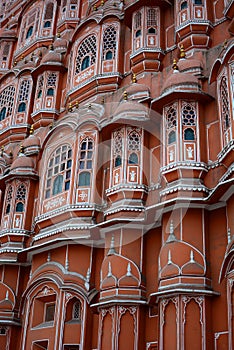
[47,88,54,96]
[220,76,231,131]
[105,51,113,60]
[17,79,31,115]
[136,29,141,38]
[45,145,72,199]
[78,172,90,186]
[26,26,33,39]
[5,186,13,215]
[168,130,176,144]
[148,27,156,34]
[184,128,195,140]
[128,153,138,164]
[79,138,93,170]
[44,21,51,28]
[115,156,122,167]
[72,301,81,321]
[37,90,42,98]
[16,202,24,212]
[81,56,90,71]
[181,1,188,10]
[0,107,6,120]
[52,175,63,195]
[18,102,26,112]
[103,25,117,60]
[15,184,26,212]
[75,35,97,74]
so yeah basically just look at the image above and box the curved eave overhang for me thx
[0,171,38,190]
[151,89,213,113]
[31,62,67,78]
[149,288,220,304]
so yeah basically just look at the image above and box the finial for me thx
[19,145,24,155]
[68,102,73,112]
[108,235,116,255]
[166,220,176,243]
[75,101,79,108]
[123,90,128,100]
[168,250,172,264]
[20,54,24,61]
[101,0,105,6]
[179,44,186,59]
[30,53,34,61]
[13,60,17,66]
[107,261,112,277]
[29,125,34,135]
[57,31,61,38]
[1,146,4,156]
[49,44,54,51]
[173,59,178,71]
[126,263,132,277]
[93,4,97,11]
[132,73,137,83]
[101,97,105,104]
[88,103,92,109]
[190,250,195,263]
[38,50,42,57]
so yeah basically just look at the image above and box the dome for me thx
[0,27,17,39]
[161,69,200,95]
[53,36,68,53]
[159,231,205,280]
[113,100,149,122]
[41,46,63,65]
[125,82,150,100]
[23,134,40,149]
[10,153,35,172]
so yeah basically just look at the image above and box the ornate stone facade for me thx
[0,0,233,349]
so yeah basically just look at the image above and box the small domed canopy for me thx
[10,152,35,173]
[53,35,68,53]
[41,46,63,65]
[0,27,17,39]
[113,100,149,123]
[23,133,40,149]
[161,70,200,95]
[124,82,150,101]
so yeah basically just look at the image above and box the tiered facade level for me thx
[0,0,233,349]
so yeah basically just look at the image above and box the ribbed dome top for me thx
[161,69,200,95]
[41,47,63,65]
[10,153,34,171]
[177,57,203,72]
[53,36,68,52]
[23,134,40,148]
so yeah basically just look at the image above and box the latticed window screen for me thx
[220,76,231,131]
[128,130,141,151]
[18,80,31,103]
[15,184,26,212]
[5,186,13,214]
[1,43,10,61]
[166,105,177,130]
[47,72,57,87]
[45,145,72,199]
[113,130,123,167]
[103,26,117,59]
[37,75,44,97]
[75,35,97,74]
[147,8,157,26]
[134,11,142,29]
[73,301,81,320]
[0,85,16,119]
[182,104,196,125]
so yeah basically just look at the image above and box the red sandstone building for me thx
[0,0,233,349]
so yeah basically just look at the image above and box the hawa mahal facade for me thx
[0,0,233,349]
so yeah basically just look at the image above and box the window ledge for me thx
[32,321,54,329]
